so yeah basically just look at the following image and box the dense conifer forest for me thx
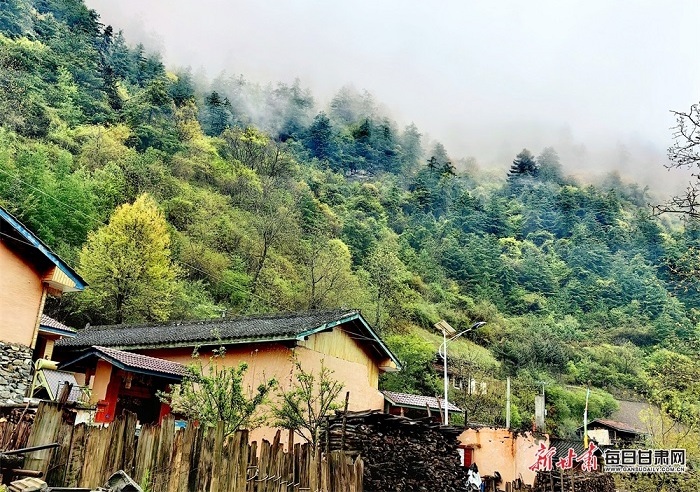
[2,3,700,476]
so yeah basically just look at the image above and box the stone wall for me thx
[0,341,33,401]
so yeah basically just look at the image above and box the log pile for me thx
[533,470,615,492]
[326,410,467,492]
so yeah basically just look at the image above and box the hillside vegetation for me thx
[2,0,700,453]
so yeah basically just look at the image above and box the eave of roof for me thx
[592,419,643,434]
[297,312,402,370]
[72,334,302,352]
[382,390,462,413]
[580,418,643,435]
[60,346,186,381]
[39,315,77,337]
[0,207,86,292]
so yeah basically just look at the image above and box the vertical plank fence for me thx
[0,404,35,451]
[20,402,362,492]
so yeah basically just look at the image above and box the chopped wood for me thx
[325,410,467,492]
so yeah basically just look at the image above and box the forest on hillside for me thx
[2,4,700,483]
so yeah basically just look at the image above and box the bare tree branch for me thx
[654,102,700,217]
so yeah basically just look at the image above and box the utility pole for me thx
[435,320,486,426]
[583,386,591,447]
[506,376,511,429]
[534,381,546,431]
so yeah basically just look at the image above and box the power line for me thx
[0,167,100,226]
[178,259,291,313]
[0,230,38,249]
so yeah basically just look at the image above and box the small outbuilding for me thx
[60,346,186,424]
[578,418,645,446]
[381,390,461,422]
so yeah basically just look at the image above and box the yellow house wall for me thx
[458,428,548,486]
[142,326,386,446]
[0,240,45,347]
[296,328,380,390]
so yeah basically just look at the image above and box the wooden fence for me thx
[533,470,615,492]
[0,405,34,451]
[18,402,362,492]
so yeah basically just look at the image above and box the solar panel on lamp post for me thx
[436,321,486,425]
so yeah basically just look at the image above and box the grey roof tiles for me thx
[57,309,359,349]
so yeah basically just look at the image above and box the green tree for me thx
[365,238,410,330]
[306,112,336,162]
[616,409,700,492]
[273,358,344,450]
[77,194,180,324]
[248,185,299,298]
[399,123,423,172]
[645,349,700,426]
[536,147,563,183]
[508,148,538,180]
[302,237,359,310]
[202,91,232,136]
[380,333,440,396]
[161,348,276,437]
[0,0,33,38]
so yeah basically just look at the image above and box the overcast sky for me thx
[85,0,700,191]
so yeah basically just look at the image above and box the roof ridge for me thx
[82,308,359,332]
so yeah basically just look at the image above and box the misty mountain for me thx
[1,1,700,466]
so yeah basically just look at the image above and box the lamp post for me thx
[436,320,486,425]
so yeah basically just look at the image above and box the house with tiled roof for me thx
[59,346,187,423]
[56,309,401,433]
[35,315,77,360]
[0,206,85,401]
[382,390,461,422]
[578,418,645,446]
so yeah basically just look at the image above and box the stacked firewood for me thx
[325,410,468,492]
[533,470,615,492]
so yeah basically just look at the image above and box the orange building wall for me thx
[142,327,386,446]
[458,427,548,486]
[91,359,113,403]
[0,240,44,347]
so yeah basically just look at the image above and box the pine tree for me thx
[507,148,538,180]
[306,112,336,162]
[203,91,232,136]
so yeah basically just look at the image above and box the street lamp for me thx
[436,320,486,425]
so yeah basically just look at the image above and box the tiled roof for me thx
[56,310,361,349]
[93,346,187,378]
[382,390,462,412]
[40,315,77,333]
[56,310,402,370]
[550,439,603,459]
[589,419,642,434]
